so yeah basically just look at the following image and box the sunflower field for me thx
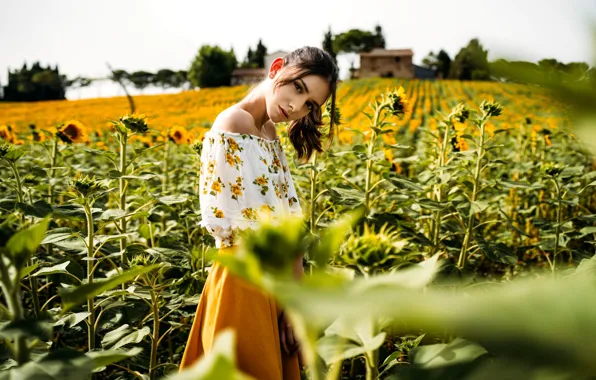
[0,78,595,380]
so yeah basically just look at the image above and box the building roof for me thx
[231,68,266,77]
[360,48,414,57]
[266,50,288,57]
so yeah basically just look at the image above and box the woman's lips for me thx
[279,106,288,119]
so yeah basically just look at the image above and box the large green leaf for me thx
[59,264,160,312]
[317,316,386,364]
[101,324,150,349]
[410,338,488,368]
[33,261,71,277]
[5,216,51,270]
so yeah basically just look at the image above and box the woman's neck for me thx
[237,82,270,132]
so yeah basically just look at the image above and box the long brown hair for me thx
[272,47,339,162]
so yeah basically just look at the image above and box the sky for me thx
[1,0,595,100]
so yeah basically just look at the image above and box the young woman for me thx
[179,46,339,379]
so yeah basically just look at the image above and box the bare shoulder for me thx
[211,106,255,134]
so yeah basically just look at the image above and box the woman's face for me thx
[266,61,330,123]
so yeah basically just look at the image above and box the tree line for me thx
[2,25,593,102]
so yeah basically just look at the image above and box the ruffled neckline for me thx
[205,129,280,144]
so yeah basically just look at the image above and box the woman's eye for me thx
[294,82,302,93]
[307,103,313,111]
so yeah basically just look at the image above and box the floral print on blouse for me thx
[199,130,303,248]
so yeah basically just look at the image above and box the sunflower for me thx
[57,120,88,144]
[169,125,189,144]
[0,125,14,143]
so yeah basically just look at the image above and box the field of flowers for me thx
[0,78,595,380]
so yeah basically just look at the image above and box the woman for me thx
[180,46,339,379]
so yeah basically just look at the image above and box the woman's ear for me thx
[268,57,284,79]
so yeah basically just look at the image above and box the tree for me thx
[373,24,386,49]
[436,50,452,79]
[334,29,378,54]
[128,71,155,91]
[188,45,238,88]
[322,26,337,64]
[449,38,490,80]
[2,62,68,102]
[253,39,267,68]
[241,47,257,68]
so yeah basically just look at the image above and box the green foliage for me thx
[449,38,490,80]
[423,49,452,78]
[334,28,381,54]
[322,26,337,64]
[2,62,67,102]
[188,45,238,88]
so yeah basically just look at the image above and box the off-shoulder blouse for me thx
[198,129,303,248]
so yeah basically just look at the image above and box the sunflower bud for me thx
[386,86,408,117]
[0,143,12,158]
[190,139,203,156]
[449,103,471,123]
[70,174,107,198]
[324,101,342,126]
[480,100,503,117]
[118,113,149,134]
[541,162,563,177]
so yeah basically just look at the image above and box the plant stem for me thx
[364,107,382,215]
[0,261,29,365]
[552,178,562,274]
[431,120,451,256]
[162,140,170,193]
[119,132,128,266]
[9,162,41,317]
[309,152,318,234]
[84,203,96,351]
[149,288,160,380]
[458,118,487,269]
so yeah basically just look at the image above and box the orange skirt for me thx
[179,245,300,380]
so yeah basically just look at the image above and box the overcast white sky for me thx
[1,0,595,99]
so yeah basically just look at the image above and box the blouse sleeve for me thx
[198,133,253,248]
[198,131,304,249]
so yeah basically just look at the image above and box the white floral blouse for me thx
[199,130,303,248]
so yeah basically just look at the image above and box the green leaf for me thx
[18,263,39,280]
[138,224,151,240]
[54,312,91,328]
[120,173,157,180]
[60,264,160,312]
[310,209,363,268]
[158,195,189,205]
[5,216,51,270]
[97,209,126,221]
[41,232,73,245]
[87,347,143,373]
[387,176,424,192]
[0,348,92,380]
[107,169,122,178]
[470,200,489,216]
[33,261,71,277]
[101,324,150,349]
[411,338,488,368]
[0,319,53,340]
[498,180,541,189]
[477,241,518,265]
